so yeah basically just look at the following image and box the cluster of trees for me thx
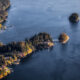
[0,0,10,10]
[0,41,35,65]
[0,32,53,66]
[0,0,10,24]
[0,32,53,65]
[30,32,53,49]
[0,32,53,79]
[0,54,18,66]
[0,66,11,79]
[0,41,34,53]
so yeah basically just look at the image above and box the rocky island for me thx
[69,13,80,23]
[0,32,54,79]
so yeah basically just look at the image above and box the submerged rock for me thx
[58,33,69,44]
[69,13,79,23]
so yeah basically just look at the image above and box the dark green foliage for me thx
[30,32,53,49]
[0,42,26,53]
[0,55,5,66]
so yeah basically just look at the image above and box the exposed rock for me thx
[69,13,79,23]
[0,41,26,53]
[58,33,69,44]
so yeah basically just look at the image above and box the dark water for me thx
[1,0,80,80]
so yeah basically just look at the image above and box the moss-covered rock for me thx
[0,55,6,66]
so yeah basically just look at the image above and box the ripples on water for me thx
[1,0,80,80]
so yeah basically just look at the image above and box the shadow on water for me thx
[20,52,36,64]
[20,47,54,64]
[60,43,68,52]
[69,22,79,30]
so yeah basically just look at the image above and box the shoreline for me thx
[0,32,54,79]
[0,0,10,30]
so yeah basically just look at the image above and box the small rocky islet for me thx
[69,13,80,23]
[58,33,69,44]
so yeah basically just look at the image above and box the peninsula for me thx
[0,32,54,79]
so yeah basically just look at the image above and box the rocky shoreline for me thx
[0,0,10,30]
[0,32,54,79]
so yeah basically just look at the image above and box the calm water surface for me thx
[1,0,80,80]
